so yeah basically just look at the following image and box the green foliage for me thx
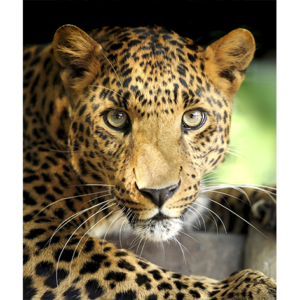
[216,58,276,185]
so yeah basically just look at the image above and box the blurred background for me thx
[23,1,276,186]
[218,54,276,185]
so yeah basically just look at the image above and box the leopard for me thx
[23,24,276,300]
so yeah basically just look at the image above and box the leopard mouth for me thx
[130,213,182,242]
[118,201,186,242]
[151,212,169,221]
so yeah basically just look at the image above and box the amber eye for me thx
[104,110,129,130]
[182,109,206,129]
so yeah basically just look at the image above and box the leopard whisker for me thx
[226,150,247,161]
[51,200,115,246]
[204,183,276,204]
[176,236,194,260]
[119,209,132,248]
[203,210,219,234]
[226,183,277,200]
[139,239,147,260]
[101,207,126,252]
[68,209,115,287]
[200,189,250,206]
[192,201,227,234]
[205,182,276,193]
[180,214,203,231]
[180,220,202,231]
[201,184,251,204]
[160,240,165,262]
[178,229,199,244]
[232,183,277,191]
[89,84,124,99]
[228,147,245,154]
[228,143,246,149]
[202,170,218,177]
[196,196,268,238]
[53,196,114,233]
[201,210,219,234]
[85,192,113,204]
[201,180,220,187]
[185,206,202,230]
[56,201,116,291]
[99,51,122,85]
[217,195,232,211]
[184,209,201,230]
[128,235,141,250]
[188,205,206,231]
[200,176,222,185]
[238,186,276,202]
[48,198,115,246]
[172,236,187,265]
[135,236,144,255]
[200,182,276,212]
[201,173,219,179]
[35,189,111,218]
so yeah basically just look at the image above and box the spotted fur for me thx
[23,25,276,300]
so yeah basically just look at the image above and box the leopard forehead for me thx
[95,27,204,94]
[85,26,226,114]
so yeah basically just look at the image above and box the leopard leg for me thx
[24,217,215,300]
[210,269,276,300]
[23,219,276,300]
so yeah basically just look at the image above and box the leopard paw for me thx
[220,269,276,300]
[252,199,276,230]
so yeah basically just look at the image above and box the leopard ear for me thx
[53,25,102,107]
[204,29,255,100]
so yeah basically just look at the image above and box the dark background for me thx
[23,1,276,59]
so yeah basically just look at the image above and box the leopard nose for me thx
[137,182,180,208]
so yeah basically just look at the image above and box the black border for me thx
[23,1,276,59]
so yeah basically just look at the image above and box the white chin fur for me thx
[88,213,182,243]
[132,218,182,242]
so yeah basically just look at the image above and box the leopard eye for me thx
[105,110,129,129]
[182,109,206,130]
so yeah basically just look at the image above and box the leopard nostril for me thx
[137,182,180,208]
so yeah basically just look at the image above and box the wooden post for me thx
[243,220,276,279]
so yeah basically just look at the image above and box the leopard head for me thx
[53,25,255,241]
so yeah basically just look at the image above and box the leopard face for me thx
[53,25,255,242]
